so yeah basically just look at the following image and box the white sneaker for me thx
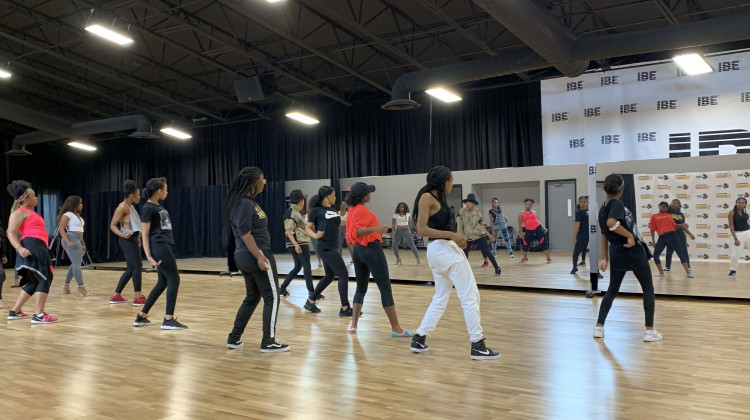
[593,326,604,338]
[643,329,663,342]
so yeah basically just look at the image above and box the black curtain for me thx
[621,174,636,213]
[2,83,543,262]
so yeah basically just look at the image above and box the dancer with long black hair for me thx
[304,186,352,315]
[223,167,289,352]
[133,178,187,330]
[109,180,146,305]
[391,202,420,265]
[728,197,749,277]
[345,182,412,336]
[594,174,662,342]
[664,199,694,273]
[517,198,551,263]
[5,180,58,323]
[571,196,589,274]
[456,193,501,276]
[58,195,91,297]
[409,166,500,360]
[279,190,314,298]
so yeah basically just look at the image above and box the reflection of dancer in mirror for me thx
[648,201,693,278]
[664,199,695,273]
[517,199,551,263]
[594,174,662,342]
[489,198,514,259]
[391,202,420,265]
[571,196,589,274]
[457,194,501,276]
[728,197,749,277]
[337,202,354,263]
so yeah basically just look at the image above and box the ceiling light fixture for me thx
[266,0,284,3]
[85,24,133,45]
[673,53,713,75]
[0,68,11,78]
[425,88,462,103]
[286,111,319,125]
[68,141,97,151]
[160,126,192,140]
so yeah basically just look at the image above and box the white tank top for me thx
[64,211,85,232]
[393,213,410,227]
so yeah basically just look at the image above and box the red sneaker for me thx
[31,312,58,323]
[518,257,528,264]
[481,261,489,268]
[132,296,147,307]
[546,258,552,264]
[110,295,129,304]
[7,310,30,320]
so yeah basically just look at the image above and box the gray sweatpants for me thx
[62,232,84,286]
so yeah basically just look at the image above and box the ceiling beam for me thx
[417,0,496,56]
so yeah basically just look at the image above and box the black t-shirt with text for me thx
[575,209,589,237]
[308,206,341,250]
[231,197,271,254]
[141,202,174,245]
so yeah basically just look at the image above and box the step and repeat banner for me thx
[541,51,750,165]
[633,170,750,262]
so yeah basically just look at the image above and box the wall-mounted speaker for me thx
[233,77,265,103]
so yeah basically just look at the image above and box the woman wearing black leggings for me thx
[594,174,661,342]
[345,182,412,336]
[133,178,186,330]
[664,199,694,273]
[109,180,145,306]
[223,167,289,352]
[304,186,351,315]
[571,196,589,274]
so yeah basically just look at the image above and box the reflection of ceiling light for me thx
[0,69,11,78]
[85,24,133,45]
[673,53,713,75]
[425,88,462,103]
[160,127,192,139]
[68,141,97,151]
[266,0,284,3]
[286,111,319,125]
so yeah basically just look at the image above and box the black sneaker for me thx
[339,306,353,317]
[578,261,586,266]
[470,339,501,360]
[260,338,290,353]
[728,270,736,277]
[279,287,289,297]
[317,294,325,300]
[303,300,321,313]
[410,334,429,353]
[227,338,244,349]
[663,267,671,272]
[307,292,325,301]
[133,314,151,327]
[570,267,578,274]
[161,317,188,330]
[494,267,501,276]
[7,310,30,320]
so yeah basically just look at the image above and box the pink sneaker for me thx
[8,310,30,320]
[31,312,58,323]
[546,258,552,264]
[110,295,129,304]
[518,257,528,264]
[481,261,489,268]
[132,296,147,306]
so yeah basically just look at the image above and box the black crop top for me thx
[426,192,453,232]
[733,210,749,232]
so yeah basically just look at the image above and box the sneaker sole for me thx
[470,354,501,360]
[31,319,58,324]
[133,322,151,327]
[110,301,129,304]
[132,303,145,307]
[227,343,244,349]
[161,326,188,330]
[410,347,429,353]
[7,317,29,320]
[260,347,291,353]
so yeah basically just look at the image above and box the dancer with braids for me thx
[304,186,352,315]
[345,182,413,336]
[457,193,501,276]
[224,167,289,352]
[489,198,514,258]
[648,201,693,278]
[279,189,315,298]
[58,195,91,297]
[664,199,694,273]
[594,174,662,342]
[517,198,551,263]
[5,180,58,323]
[571,196,589,274]
[109,180,146,305]
[133,178,187,330]
[410,166,500,360]
[728,197,749,277]
[0,224,8,309]
[391,202,420,265]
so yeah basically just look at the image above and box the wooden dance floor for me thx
[1,267,750,419]
[92,250,750,299]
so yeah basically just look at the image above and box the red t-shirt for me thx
[346,204,381,246]
[649,212,676,235]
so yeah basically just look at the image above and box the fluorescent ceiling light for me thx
[85,24,134,45]
[673,53,713,75]
[0,69,11,78]
[68,141,97,151]
[286,111,319,125]
[425,88,462,103]
[160,127,192,139]
[267,0,284,2]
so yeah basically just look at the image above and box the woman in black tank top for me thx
[728,197,749,277]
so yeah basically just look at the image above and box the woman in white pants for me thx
[728,197,749,277]
[409,166,500,360]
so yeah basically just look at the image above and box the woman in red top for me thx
[345,182,412,337]
[5,180,58,323]
[648,201,692,278]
